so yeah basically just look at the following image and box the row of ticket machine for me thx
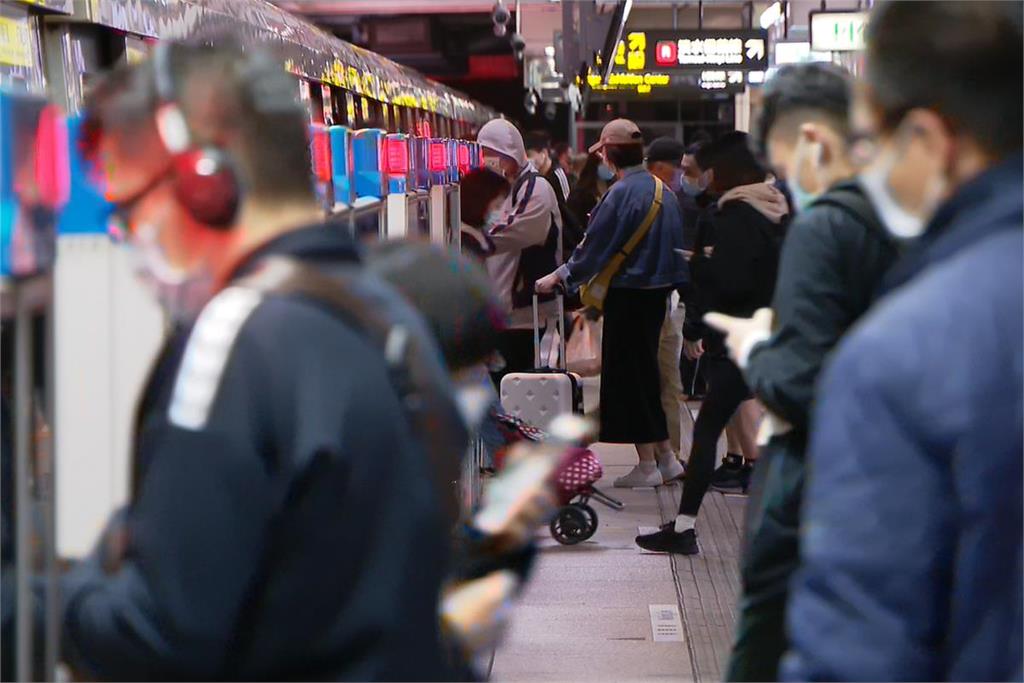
[0,88,486,279]
[309,124,484,245]
[0,84,490,683]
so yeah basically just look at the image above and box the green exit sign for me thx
[810,11,869,52]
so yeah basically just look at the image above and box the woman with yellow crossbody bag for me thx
[536,119,689,488]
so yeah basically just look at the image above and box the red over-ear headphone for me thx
[153,42,240,229]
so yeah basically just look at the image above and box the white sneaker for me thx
[614,464,664,488]
[657,455,686,483]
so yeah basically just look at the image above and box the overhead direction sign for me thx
[590,29,769,95]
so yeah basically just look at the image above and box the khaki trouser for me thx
[657,292,687,456]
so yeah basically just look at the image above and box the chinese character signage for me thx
[589,29,769,95]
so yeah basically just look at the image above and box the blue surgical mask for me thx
[484,209,503,229]
[787,139,824,213]
[597,164,615,182]
[679,177,703,197]
[669,168,684,193]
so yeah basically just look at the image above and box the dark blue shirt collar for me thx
[228,220,362,282]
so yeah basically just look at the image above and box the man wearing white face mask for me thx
[700,62,900,681]
[56,38,472,681]
[782,2,1022,680]
[477,119,563,381]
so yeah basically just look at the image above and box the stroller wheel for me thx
[550,505,590,545]
[570,502,599,541]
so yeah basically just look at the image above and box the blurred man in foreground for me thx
[782,2,1022,679]
[61,38,467,680]
[706,62,899,680]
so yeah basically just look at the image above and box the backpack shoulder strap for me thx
[235,256,463,525]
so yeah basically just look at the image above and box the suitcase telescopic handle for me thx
[533,286,566,370]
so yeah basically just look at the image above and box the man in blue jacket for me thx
[783,2,1022,680]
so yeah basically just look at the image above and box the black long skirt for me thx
[599,286,672,443]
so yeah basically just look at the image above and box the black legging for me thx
[490,327,545,388]
[678,354,750,516]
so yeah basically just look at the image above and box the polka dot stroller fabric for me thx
[553,447,603,506]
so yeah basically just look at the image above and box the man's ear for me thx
[905,108,955,172]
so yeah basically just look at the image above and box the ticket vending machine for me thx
[408,135,430,237]
[1,91,69,682]
[328,124,351,213]
[309,123,333,214]
[428,138,457,245]
[457,141,472,177]
[351,128,386,239]
[382,133,410,240]
[470,141,482,171]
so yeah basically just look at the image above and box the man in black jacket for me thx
[703,63,900,680]
[637,132,788,555]
[525,131,584,265]
[55,39,467,681]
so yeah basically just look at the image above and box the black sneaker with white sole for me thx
[635,523,699,555]
[711,453,744,484]
[711,463,752,493]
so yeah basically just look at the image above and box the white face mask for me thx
[858,141,947,241]
[129,222,214,324]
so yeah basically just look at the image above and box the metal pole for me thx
[44,302,58,681]
[15,289,34,683]
[698,1,704,30]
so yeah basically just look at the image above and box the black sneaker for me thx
[711,463,752,493]
[635,523,699,555]
[711,453,744,484]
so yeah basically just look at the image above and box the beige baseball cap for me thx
[588,118,643,153]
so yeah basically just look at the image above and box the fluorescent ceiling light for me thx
[760,2,782,29]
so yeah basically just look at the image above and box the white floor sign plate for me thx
[649,604,685,642]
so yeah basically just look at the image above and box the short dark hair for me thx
[754,62,852,157]
[697,131,765,191]
[524,130,551,153]
[553,142,571,159]
[605,142,645,169]
[83,35,315,204]
[866,0,1022,156]
[459,168,510,228]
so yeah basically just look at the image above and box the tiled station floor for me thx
[491,442,746,682]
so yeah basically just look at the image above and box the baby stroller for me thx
[492,412,624,545]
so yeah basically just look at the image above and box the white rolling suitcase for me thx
[500,293,584,431]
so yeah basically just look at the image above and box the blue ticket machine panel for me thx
[469,141,482,171]
[328,125,351,207]
[1,91,69,277]
[382,133,409,195]
[410,136,430,191]
[352,128,385,199]
[447,139,459,184]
